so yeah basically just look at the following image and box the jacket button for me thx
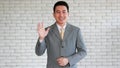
[61,46,64,48]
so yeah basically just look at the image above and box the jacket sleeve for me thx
[67,29,87,66]
[35,38,46,56]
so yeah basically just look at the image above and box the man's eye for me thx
[56,11,60,13]
[63,12,66,13]
[57,12,60,13]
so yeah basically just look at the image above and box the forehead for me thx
[55,5,67,11]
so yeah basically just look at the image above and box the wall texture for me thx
[0,0,120,68]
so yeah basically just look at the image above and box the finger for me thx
[59,63,64,66]
[58,61,61,64]
[57,57,62,61]
[57,58,60,62]
[38,23,41,30]
[41,22,44,28]
[57,58,62,65]
[37,23,41,31]
[57,58,63,63]
[57,60,65,66]
[40,23,42,28]
[46,28,50,34]
[58,61,63,66]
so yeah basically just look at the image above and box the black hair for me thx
[53,1,69,13]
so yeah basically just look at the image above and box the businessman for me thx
[35,1,87,68]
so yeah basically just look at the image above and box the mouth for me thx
[59,18,64,21]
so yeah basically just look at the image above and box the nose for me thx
[60,12,63,17]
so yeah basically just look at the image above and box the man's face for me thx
[53,6,69,25]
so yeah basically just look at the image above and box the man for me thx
[35,1,87,68]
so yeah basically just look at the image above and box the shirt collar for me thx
[56,23,67,31]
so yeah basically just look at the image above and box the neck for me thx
[57,23,66,28]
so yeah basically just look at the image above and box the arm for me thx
[35,23,50,56]
[67,29,87,66]
[35,38,46,56]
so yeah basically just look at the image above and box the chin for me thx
[58,21,65,24]
[58,22,64,25]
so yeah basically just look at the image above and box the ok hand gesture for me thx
[37,23,50,40]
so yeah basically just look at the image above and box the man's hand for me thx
[37,23,50,40]
[57,57,69,66]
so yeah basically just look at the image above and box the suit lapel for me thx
[50,23,72,41]
[51,23,61,40]
[63,23,72,40]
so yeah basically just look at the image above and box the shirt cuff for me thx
[39,39,44,43]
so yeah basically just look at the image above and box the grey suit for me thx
[35,23,87,68]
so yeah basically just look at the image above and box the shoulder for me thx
[67,23,80,31]
[45,23,56,30]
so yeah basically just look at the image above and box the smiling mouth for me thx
[59,18,64,21]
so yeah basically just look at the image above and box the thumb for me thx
[45,28,50,35]
[46,27,50,32]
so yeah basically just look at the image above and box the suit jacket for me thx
[35,23,87,68]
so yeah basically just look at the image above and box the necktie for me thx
[60,28,64,39]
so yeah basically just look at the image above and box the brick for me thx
[0,0,120,68]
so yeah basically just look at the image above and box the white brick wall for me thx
[0,0,120,68]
